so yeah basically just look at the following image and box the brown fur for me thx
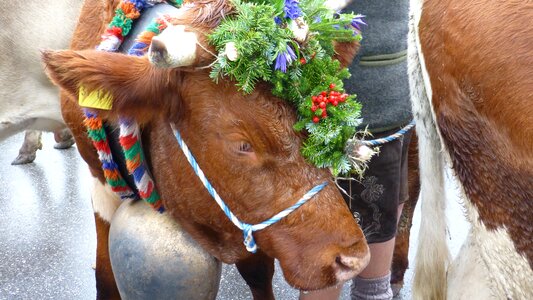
[44,0,367,297]
[94,214,121,299]
[420,0,532,265]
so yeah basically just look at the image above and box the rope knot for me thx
[241,223,257,253]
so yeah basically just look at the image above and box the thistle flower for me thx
[274,45,296,73]
[284,0,302,20]
[351,14,367,32]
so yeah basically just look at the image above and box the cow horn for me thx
[323,0,350,11]
[148,25,198,68]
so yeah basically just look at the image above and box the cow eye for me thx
[238,142,253,153]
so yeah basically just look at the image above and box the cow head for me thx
[42,0,368,291]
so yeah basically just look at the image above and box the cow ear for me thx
[42,49,179,121]
[333,40,360,68]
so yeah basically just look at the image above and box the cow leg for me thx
[92,178,122,300]
[53,127,75,149]
[95,214,121,300]
[391,134,420,295]
[12,130,42,165]
[236,251,275,300]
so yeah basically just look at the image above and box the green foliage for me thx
[208,0,365,176]
[209,1,291,93]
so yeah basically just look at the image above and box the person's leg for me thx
[358,195,407,279]
[350,128,412,300]
[349,203,403,300]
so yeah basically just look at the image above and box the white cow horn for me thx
[148,25,198,68]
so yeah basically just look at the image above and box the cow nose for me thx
[333,241,370,282]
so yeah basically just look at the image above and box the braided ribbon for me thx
[361,120,416,147]
[172,124,327,253]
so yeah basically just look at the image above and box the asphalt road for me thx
[0,132,469,299]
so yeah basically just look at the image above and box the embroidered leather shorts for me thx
[338,126,414,244]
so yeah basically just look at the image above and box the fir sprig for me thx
[208,0,365,176]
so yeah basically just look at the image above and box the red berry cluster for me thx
[310,83,348,123]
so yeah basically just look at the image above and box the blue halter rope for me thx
[172,125,327,253]
[361,120,415,147]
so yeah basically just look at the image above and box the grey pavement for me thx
[0,132,469,299]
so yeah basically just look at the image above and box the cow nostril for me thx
[333,253,370,283]
[335,255,352,271]
[335,255,355,272]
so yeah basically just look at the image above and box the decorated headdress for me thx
[91,0,373,186]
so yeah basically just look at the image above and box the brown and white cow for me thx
[0,0,78,164]
[408,0,533,298]
[42,0,370,298]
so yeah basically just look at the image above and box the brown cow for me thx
[42,0,370,298]
[408,0,533,299]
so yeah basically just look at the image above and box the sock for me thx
[350,273,393,300]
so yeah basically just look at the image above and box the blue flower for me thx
[275,45,297,73]
[351,14,367,32]
[274,16,283,25]
[284,0,302,20]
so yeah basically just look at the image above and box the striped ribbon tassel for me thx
[84,0,149,203]
[361,120,416,147]
[172,125,327,253]
[97,0,167,51]
[83,111,136,200]
[84,0,182,211]
[128,15,170,56]
[119,118,164,212]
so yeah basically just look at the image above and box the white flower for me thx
[224,42,238,61]
[289,17,309,43]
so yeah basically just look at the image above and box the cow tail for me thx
[408,1,451,299]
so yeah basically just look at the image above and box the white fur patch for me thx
[91,178,122,223]
[447,231,501,300]
[461,196,533,299]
